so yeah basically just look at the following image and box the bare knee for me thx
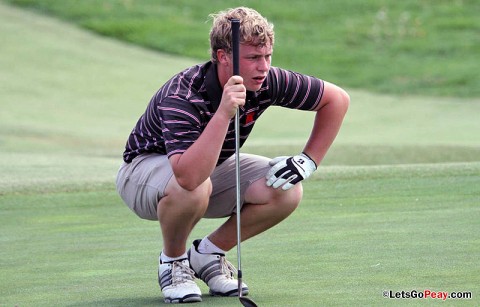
[245,179,303,214]
[273,183,303,213]
[159,177,212,213]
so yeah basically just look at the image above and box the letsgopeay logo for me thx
[383,289,472,301]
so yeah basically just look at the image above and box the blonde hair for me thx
[209,7,275,63]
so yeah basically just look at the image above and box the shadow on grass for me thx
[67,297,160,307]
[67,295,243,306]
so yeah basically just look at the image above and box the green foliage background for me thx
[5,0,480,97]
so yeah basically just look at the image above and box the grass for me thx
[3,0,480,97]
[1,2,479,306]
[2,164,479,306]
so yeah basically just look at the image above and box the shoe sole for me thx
[164,294,202,304]
[209,287,249,297]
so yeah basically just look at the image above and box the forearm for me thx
[170,75,246,190]
[303,85,349,165]
[170,112,231,191]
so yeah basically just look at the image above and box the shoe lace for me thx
[219,256,237,279]
[171,261,196,286]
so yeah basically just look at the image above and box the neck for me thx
[215,61,231,89]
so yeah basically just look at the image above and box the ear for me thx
[217,49,230,66]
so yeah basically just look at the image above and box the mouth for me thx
[252,76,266,84]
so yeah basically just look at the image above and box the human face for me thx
[238,43,272,91]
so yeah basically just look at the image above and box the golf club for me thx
[231,18,258,307]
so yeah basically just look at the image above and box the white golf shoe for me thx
[188,239,249,297]
[158,258,202,303]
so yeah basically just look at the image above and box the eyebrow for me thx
[245,53,272,57]
[244,49,273,56]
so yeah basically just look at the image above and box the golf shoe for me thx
[158,258,202,303]
[188,239,248,297]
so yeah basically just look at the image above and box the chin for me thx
[247,84,263,92]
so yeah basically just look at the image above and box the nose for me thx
[257,57,270,72]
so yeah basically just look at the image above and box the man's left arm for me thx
[266,81,349,190]
[303,81,350,165]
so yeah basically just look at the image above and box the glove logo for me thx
[266,153,317,190]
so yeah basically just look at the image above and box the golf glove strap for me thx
[266,153,317,190]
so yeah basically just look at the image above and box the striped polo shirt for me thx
[123,61,324,165]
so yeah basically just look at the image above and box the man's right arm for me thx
[169,76,245,191]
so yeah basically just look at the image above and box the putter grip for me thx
[231,19,240,76]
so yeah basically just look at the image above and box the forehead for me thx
[241,43,273,55]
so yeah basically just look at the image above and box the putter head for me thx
[239,296,258,307]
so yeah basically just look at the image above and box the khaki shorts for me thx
[116,153,271,220]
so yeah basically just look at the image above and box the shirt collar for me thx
[205,62,223,110]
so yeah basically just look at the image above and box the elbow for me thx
[169,154,202,191]
[169,154,213,192]
[338,88,350,115]
[175,173,212,192]
[319,82,350,115]
[176,175,201,192]
[175,175,213,204]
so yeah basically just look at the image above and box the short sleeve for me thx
[269,67,324,111]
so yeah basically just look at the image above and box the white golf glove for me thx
[266,153,317,190]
